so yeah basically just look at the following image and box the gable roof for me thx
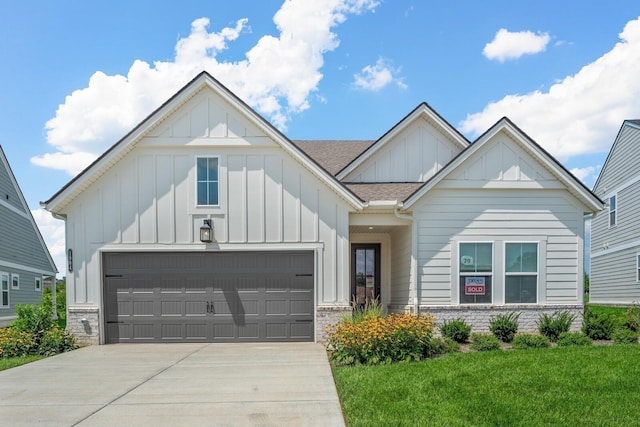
[593,119,640,192]
[403,117,604,212]
[43,72,364,213]
[345,183,424,203]
[292,140,373,176]
[0,146,57,275]
[336,102,470,180]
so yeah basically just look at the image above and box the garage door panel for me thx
[103,251,314,343]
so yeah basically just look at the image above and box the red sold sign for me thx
[465,277,485,295]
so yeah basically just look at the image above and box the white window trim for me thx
[1,272,9,308]
[35,276,42,292]
[609,194,617,228]
[11,273,19,290]
[636,253,640,283]
[504,242,539,305]
[195,156,220,208]
[458,241,494,304]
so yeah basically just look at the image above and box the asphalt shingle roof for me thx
[344,182,424,203]
[292,140,374,176]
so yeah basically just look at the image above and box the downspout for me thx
[395,207,419,314]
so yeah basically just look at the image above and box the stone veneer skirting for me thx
[316,306,351,342]
[388,304,584,334]
[67,307,100,346]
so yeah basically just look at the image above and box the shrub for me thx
[582,307,617,340]
[621,304,640,332]
[557,332,592,347]
[38,325,77,356]
[431,337,461,354]
[538,311,575,342]
[470,333,501,351]
[12,293,54,336]
[489,312,520,343]
[346,296,383,325]
[512,333,550,349]
[611,328,639,344]
[0,328,37,357]
[326,313,437,365]
[440,318,471,343]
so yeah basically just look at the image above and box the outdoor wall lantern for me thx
[200,219,213,243]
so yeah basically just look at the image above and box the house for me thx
[42,72,602,345]
[590,120,640,304]
[0,146,58,326]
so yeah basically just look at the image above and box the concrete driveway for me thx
[0,343,345,426]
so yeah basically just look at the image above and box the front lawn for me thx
[333,345,640,426]
[0,354,46,372]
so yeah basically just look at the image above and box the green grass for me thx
[333,346,640,426]
[587,305,628,319]
[0,355,46,372]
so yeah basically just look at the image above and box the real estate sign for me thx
[465,277,485,295]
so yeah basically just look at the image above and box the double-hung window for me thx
[505,243,538,303]
[459,242,493,304]
[609,195,617,227]
[196,157,219,206]
[1,272,9,307]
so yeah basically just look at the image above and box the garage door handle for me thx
[295,274,312,277]
[105,274,123,278]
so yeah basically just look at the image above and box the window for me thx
[11,274,19,290]
[1,272,8,307]
[459,243,493,304]
[609,195,617,227]
[196,157,219,206]
[637,254,640,282]
[505,243,538,303]
[35,277,42,291]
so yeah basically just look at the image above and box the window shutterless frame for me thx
[458,242,493,304]
[609,194,617,228]
[504,242,539,304]
[35,277,42,291]
[1,272,9,307]
[195,157,220,207]
[11,274,19,290]
[636,253,640,282]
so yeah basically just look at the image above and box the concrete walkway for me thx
[0,343,345,426]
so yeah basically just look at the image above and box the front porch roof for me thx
[344,182,424,203]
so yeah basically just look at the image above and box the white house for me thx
[590,120,640,304]
[42,72,602,345]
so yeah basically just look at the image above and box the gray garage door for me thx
[103,252,314,343]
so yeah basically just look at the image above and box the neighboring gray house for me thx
[591,120,640,304]
[42,72,602,345]
[0,146,58,326]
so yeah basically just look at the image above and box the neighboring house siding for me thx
[0,205,54,272]
[64,146,352,307]
[591,248,640,303]
[390,225,412,306]
[344,118,461,183]
[591,123,640,304]
[415,189,582,305]
[0,159,24,212]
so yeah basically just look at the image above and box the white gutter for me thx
[395,208,419,314]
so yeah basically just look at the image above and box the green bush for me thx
[611,328,639,344]
[43,284,67,320]
[440,318,471,343]
[538,311,575,342]
[0,328,37,357]
[489,312,520,343]
[621,304,640,332]
[512,333,550,349]
[582,307,617,340]
[12,293,54,336]
[327,313,438,365]
[38,325,77,356]
[470,333,501,351]
[431,337,461,354]
[557,332,593,347]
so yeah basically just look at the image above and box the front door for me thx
[351,244,381,308]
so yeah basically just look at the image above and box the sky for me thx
[1,0,639,275]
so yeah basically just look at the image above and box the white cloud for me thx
[32,0,380,175]
[570,165,600,185]
[353,58,407,91]
[31,208,65,277]
[462,17,640,161]
[483,28,551,62]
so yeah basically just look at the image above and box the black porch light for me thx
[200,219,213,243]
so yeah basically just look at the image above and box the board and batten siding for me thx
[413,188,584,306]
[590,123,640,303]
[343,118,461,183]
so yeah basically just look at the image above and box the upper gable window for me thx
[609,195,617,227]
[196,157,219,206]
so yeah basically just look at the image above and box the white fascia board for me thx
[336,104,469,181]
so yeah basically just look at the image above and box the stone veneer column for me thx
[316,306,351,343]
[66,307,100,345]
